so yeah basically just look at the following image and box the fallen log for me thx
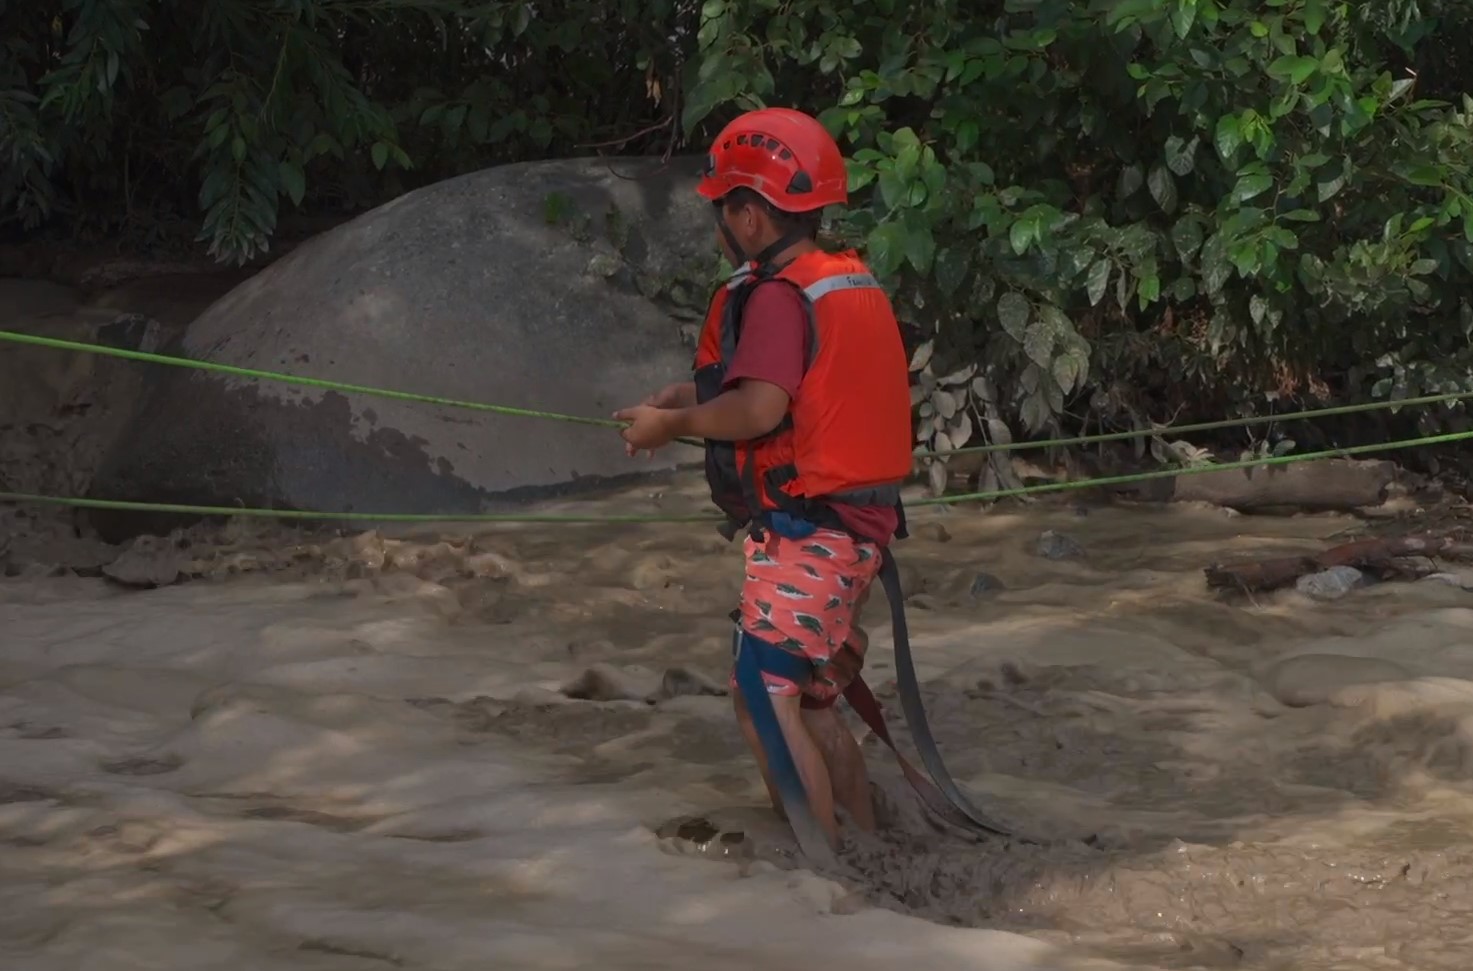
[1204,533,1473,592]
[1129,458,1397,511]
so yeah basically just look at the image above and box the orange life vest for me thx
[692,248,913,541]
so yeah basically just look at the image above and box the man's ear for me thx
[724,199,753,233]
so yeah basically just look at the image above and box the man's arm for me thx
[665,281,805,440]
[664,379,789,441]
[615,281,806,452]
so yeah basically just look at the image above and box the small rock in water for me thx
[560,663,658,702]
[1420,570,1473,591]
[969,572,1005,597]
[653,667,727,701]
[913,522,951,543]
[1295,565,1365,601]
[102,536,186,588]
[653,809,800,870]
[463,551,515,579]
[1035,530,1083,560]
[1260,653,1412,707]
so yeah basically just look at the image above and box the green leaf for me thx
[1316,170,1347,201]
[1085,258,1111,306]
[1171,217,1204,260]
[997,292,1031,342]
[1052,344,1089,393]
[1024,306,1068,370]
[1232,172,1273,203]
[682,76,731,131]
[1303,0,1325,33]
[1023,319,1055,368]
[866,221,906,277]
[1020,389,1050,432]
[1117,163,1144,198]
[1136,270,1161,308]
[1165,135,1198,176]
[1200,232,1231,295]
[277,160,306,207]
[877,169,907,210]
[371,141,389,170]
[909,340,934,371]
[1170,0,1197,38]
[905,223,936,273]
[1214,115,1242,162]
[934,246,970,296]
[1267,56,1318,85]
[1148,164,1178,213]
[955,121,979,153]
[1009,216,1036,255]
[306,132,337,160]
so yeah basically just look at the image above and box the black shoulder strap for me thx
[722,275,818,379]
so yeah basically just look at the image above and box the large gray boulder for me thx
[89,156,720,540]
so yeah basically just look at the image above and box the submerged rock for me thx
[1296,565,1366,601]
[969,571,1006,596]
[1035,530,1084,560]
[102,535,186,588]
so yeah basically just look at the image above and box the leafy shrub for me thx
[686,0,1473,483]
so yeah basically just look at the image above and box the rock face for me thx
[0,277,192,501]
[89,156,719,540]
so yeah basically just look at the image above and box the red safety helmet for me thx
[697,107,848,212]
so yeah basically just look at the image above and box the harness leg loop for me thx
[730,624,837,866]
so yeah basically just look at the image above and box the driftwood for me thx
[1130,458,1397,511]
[1204,533,1473,592]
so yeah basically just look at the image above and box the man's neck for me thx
[760,237,818,268]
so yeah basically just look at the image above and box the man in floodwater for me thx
[612,107,914,850]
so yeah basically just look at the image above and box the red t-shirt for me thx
[721,280,901,546]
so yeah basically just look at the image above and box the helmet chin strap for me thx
[714,207,748,267]
[713,202,808,275]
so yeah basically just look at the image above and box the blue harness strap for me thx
[730,624,836,866]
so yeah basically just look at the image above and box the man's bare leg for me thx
[732,687,785,819]
[734,689,875,831]
[732,686,840,845]
[802,592,877,831]
[801,704,876,831]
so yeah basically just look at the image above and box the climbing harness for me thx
[731,542,1018,865]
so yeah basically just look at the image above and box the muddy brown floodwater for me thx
[4,273,1473,970]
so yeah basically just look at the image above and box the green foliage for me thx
[1,0,694,262]
[686,0,1473,473]
[7,0,1473,474]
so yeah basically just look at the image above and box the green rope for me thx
[6,328,1469,461]
[0,330,704,448]
[909,428,1473,506]
[3,428,1466,526]
[915,389,1473,459]
[0,491,721,524]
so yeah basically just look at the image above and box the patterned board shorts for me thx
[728,527,881,705]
